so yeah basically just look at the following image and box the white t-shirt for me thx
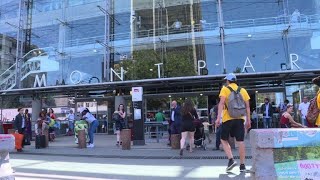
[83,112,96,123]
[171,110,175,121]
[298,102,310,118]
[67,113,75,122]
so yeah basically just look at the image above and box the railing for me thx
[61,14,319,47]
[0,47,55,90]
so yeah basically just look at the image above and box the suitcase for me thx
[12,133,24,150]
[35,135,46,149]
[35,135,41,149]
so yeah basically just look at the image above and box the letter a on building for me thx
[242,57,256,73]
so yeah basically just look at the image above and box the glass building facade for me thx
[0,0,319,90]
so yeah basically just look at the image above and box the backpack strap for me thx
[227,86,234,93]
[227,86,241,94]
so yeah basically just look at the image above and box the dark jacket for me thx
[14,113,25,133]
[171,106,182,124]
[261,103,273,117]
[25,113,32,135]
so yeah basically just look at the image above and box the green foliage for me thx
[274,147,320,163]
[114,49,196,81]
[233,67,242,73]
[2,96,25,109]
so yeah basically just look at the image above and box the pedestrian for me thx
[155,110,166,122]
[24,109,32,145]
[114,104,126,146]
[215,73,251,172]
[278,99,289,115]
[48,108,56,141]
[14,108,26,152]
[35,111,49,136]
[311,76,320,128]
[169,100,182,146]
[179,99,198,156]
[260,98,273,128]
[298,97,310,126]
[81,108,99,148]
[280,104,305,128]
[202,119,212,144]
[66,109,75,135]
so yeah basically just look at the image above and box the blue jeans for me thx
[263,117,272,128]
[69,121,74,132]
[301,118,307,126]
[89,120,99,144]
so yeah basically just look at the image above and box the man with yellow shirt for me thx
[312,76,320,127]
[215,73,251,172]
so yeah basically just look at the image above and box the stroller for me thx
[193,119,207,150]
[186,119,207,151]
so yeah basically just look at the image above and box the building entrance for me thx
[74,97,114,134]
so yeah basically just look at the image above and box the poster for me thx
[132,87,143,102]
[134,109,142,120]
[274,147,320,179]
[274,129,320,148]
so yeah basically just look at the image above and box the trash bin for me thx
[2,123,13,134]
[121,129,131,150]
[78,129,86,149]
[171,134,181,149]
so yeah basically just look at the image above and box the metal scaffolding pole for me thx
[15,0,26,89]
[217,0,226,74]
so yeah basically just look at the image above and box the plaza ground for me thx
[11,154,253,180]
[7,134,254,179]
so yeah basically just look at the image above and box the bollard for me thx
[7,129,15,134]
[121,129,131,150]
[171,134,181,149]
[78,130,86,149]
[43,129,49,148]
[0,134,15,180]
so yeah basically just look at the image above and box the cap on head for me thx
[312,76,320,86]
[224,73,237,82]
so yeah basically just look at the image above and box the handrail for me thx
[59,14,319,47]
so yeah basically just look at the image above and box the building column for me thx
[32,97,41,132]
[115,96,126,110]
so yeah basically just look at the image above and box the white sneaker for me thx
[87,144,94,148]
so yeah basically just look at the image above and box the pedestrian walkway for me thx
[14,133,252,159]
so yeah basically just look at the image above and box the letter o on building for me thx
[70,70,82,84]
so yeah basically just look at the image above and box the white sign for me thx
[134,109,142,120]
[132,87,143,102]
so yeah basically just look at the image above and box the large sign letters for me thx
[33,74,47,87]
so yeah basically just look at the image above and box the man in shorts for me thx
[215,73,251,172]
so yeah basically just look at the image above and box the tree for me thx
[233,67,242,73]
[114,49,196,81]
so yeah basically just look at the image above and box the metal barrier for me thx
[144,122,169,143]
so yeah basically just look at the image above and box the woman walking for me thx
[115,104,126,146]
[82,108,99,148]
[180,99,198,156]
[280,104,305,128]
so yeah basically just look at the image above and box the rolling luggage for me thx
[12,133,24,150]
[35,135,46,149]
